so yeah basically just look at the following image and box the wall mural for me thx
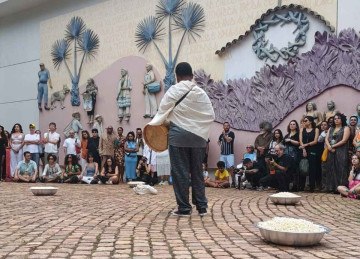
[135,0,205,91]
[194,29,360,132]
[252,11,309,62]
[51,16,100,106]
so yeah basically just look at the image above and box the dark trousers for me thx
[169,145,207,212]
[245,172,262,187]
[260,171,289,192]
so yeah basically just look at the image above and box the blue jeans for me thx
[37,83,48,105]
[30,153,40,171]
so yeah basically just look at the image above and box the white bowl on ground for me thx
[30,186,58,196]
[256,217,330,246]
[269,192,301,205]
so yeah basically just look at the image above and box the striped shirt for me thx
[218,131,235,155]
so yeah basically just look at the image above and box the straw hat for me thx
[143,124,168,152]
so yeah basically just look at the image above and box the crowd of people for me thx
[0,123,171,185]
[207,107,360,200]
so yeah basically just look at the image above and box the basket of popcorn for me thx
[269,192,301,205]
[256,217,330,246]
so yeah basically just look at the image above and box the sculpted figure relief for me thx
[116,69,132,122]
[303,102,323,127]
[37,63,52,111]
[323,100,338,122]
[63,112,83,139]
[82,78,98,124]
[143,64,158,118]
[92,114,104,135]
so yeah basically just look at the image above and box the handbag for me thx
[299,158,309,176]
[147,82,161,93]
[321,148,328,162]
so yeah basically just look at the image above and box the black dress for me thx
[301,128,321,191]
[87,137,101,168]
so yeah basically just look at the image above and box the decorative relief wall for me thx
[195,29,360,131]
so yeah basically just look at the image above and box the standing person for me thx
[43,122,60,164]
[5,131,11,180]
[254,121,273,170]
[99,126,116,167]
[299,116,320,192]
[10,123,24,178]
[37,63,52,111]
[135,128,144,164]
[63,130,79,156]
[0,126,7,181]
[325,113,350,193]
[79,130,90,170]
[24,124,40,171]
[35,130,45,172]
[88,128,101,169]
[143,64,158,118]
[218,122,236,187]
[268,129,284,157]
[114,127,126,183]
[124,131,138,182]
[318,121,329,192]
[147,62,215,217]
[283,120,300,191]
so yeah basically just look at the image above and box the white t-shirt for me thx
[44,132,60,153]
[24,133,40,153]
[63,137,77,155]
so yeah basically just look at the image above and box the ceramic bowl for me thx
[30,186,58,196]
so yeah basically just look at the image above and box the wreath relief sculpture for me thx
[252,11,309,62]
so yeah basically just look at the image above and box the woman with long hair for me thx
[99,157,119,184]
[299,116,320,192]
[114,127,126,183]
[80,152,99,184]
[268,129,283,156]
[10,123,24,178]
[325,113,350,193]
[337,154,360,199]
[80,130,90,170]
[0,126,7,181]
[124,131,138,182]
[62,154,81,183]
[283,120,300,191]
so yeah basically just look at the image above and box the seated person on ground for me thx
[79,153,99,184]
[338,154,360,199]
[136,156,150,182]
[41,154,62,183]
[14,151,37,182]
[62,154,81,183]
[243,145,257,161]
[99,157,119,184]
[205,161,230,188]
[238,158,265,189]
[259,144,292,192]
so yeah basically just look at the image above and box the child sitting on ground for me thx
[205,161,230,188]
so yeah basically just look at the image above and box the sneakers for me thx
[198,208,207,217]
[162,180,169,185]
[158,180,164,185]
[171,210,191,217]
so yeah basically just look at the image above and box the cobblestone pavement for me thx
[0,182,359,259]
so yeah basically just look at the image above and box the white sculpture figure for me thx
[143,64,158,118]
[63,112,83,140]
[92,114,104,135]
[116,69,132,122]
[82,78,98,124]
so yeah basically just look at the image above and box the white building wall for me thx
[337,0,360,32]
[0,0,107,131]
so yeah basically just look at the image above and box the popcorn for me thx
[258,217,325,233]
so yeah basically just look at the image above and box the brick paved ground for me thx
[0,182,359,259]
